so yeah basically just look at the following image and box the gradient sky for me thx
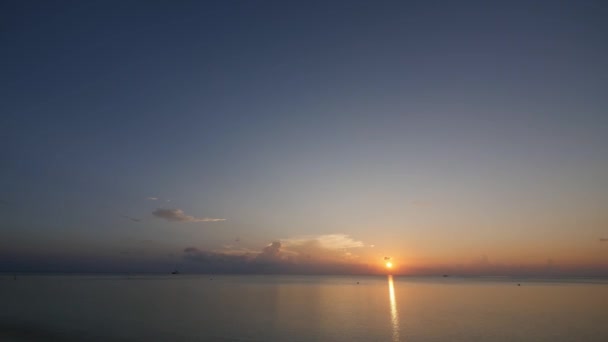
[2,0,607,275]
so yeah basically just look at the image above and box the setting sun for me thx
[386,262,393,269]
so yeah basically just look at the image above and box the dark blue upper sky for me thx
[1,1,607,274]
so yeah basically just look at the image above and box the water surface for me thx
[1,274,607,341]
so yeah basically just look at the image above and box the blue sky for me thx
[1,0,607,274]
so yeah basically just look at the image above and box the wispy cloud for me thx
[146,197,158,200]
[600,238,608,242]
[121,215,142,222]
[152,208,225,223]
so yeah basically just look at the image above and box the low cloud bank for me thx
[182,234,371,274]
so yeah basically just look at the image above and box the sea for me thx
[1,274,607,341]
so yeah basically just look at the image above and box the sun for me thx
[385,261,393,269]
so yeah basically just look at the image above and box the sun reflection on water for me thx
[388,274,400,341]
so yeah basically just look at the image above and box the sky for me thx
[1,0,607,276]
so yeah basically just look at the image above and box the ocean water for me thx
[0,274,607,341]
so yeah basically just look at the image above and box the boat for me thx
[171,264,180,275]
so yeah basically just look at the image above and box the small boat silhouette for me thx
[171,264,180,275]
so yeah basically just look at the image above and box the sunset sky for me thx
[2,1,607,275]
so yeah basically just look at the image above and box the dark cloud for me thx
[183,247,249,266]
[152,208,225,223]
[384,256,391,261]
[600,238,608,242]
[0,320,119,341]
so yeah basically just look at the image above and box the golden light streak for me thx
[388,274,400,342]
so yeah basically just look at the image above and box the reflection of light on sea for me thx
[388,274,400,341]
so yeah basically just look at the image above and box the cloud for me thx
[146,197,159,200]
[178,236,608,276]
[184,234,367,273]
[183,247,249,263]
[221,245,259,255]
[181,233,367,274]
[152,208,225,223]
[283,234,364,249]
[274,234,365,263]
[121,215,141,222]
[181,238,372,275]
[600,238,608,242]
[256,241,284,263]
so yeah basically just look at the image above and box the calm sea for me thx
[1,274,607,341]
